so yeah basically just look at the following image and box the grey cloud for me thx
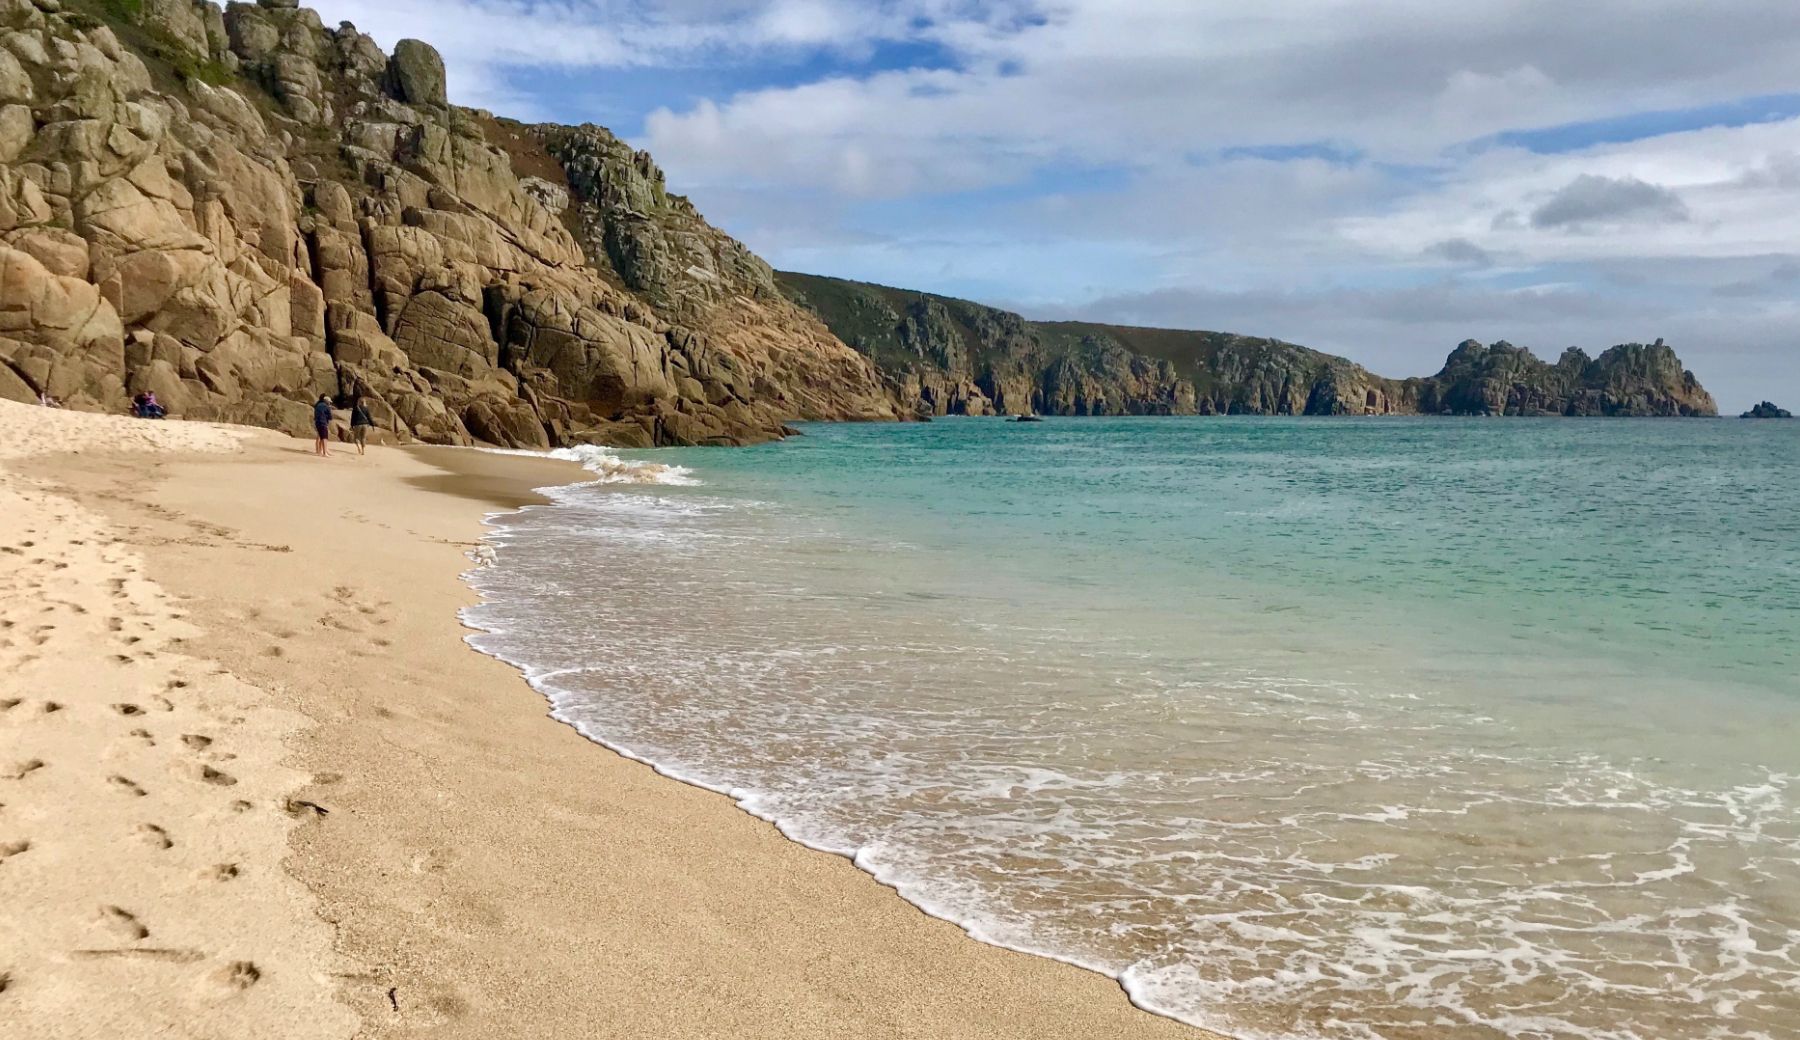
[1712,258,1800,297]
[1734,150,1800,189]
[1425,238,1494,266]
[1530,174,1689,230]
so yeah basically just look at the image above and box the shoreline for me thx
[3,403,1212,1039]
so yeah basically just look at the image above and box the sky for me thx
[308,0,1800,412]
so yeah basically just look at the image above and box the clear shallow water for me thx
[466,418,1800,1040]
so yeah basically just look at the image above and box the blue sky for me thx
[312,0,1800,411]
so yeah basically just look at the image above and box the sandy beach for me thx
[0,400,1211,1039]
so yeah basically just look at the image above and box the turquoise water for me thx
[467,417,1800,1040]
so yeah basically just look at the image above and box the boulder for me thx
[389,39,445,108]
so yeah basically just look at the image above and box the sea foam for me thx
[479,444,699,485]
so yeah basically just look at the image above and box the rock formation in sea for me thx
[1742,401,1793,418]
[0,0,896,446]
[0,0,1719,445]
[779,273,1720,418]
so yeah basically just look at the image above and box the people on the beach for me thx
[350,397,374,456]
[132,391,166,419]
[38,391,61,409]
[313,395,334,457]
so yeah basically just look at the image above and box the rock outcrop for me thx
[1742,401,1793,419]
[0,0,896,446]
[780,273,1719,418]
[1418,338,1716,417]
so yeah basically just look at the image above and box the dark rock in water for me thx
[1012,414,1043,423]
[1742,401,1794,419]
[779,273,1721,419]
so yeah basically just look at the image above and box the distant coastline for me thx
[780,272,1719,421]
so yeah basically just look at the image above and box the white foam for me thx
[477,444,699,486]
[547,445,700,485]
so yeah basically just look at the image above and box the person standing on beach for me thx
[350,397,374,456]
[313,395,334,457]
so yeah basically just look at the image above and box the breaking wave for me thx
[548,445,699,485]
[478,444,699,486]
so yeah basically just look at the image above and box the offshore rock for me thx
[1742,401,1792,419]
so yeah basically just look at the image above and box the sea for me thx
[464,416,1800,1040]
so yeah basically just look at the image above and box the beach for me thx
[0,400,1208,1040]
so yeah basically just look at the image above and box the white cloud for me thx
[634,0,1800,191]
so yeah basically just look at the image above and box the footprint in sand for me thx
[0,699,21,713]
[128,729,155,747]
[180,735,213,751]
[202,863,239,882]
[194,765,237,788]
[97,907,149,941]
[0,839,30,863]
[3,760,44,781]
[108,776,147,798]
[112,703,145,717]
[210,961,261,992]
[135,824,172,850]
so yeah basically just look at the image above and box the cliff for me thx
[778,273,1719,418]
[0,0,896,447]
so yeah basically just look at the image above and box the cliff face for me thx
[0,0,895,447]
[779,273,1718,418]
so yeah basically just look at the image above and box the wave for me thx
[480,444,699,486]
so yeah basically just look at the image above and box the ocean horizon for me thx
[466,416,1800,1040]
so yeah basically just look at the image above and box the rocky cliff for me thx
[779,273,1719,418]
[0,0,896,447]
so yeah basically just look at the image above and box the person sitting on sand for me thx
[350,397,374,456]
[132,391,166,420]
[38,391,60,409]
[313,394,334,457]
